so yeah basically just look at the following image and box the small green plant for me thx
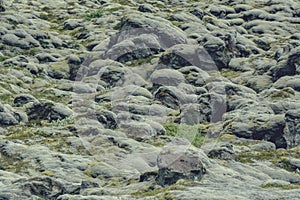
[0,56,7,62]
[85,9,103,19]
[163,123,207,147]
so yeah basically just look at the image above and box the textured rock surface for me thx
[0,0,300,199]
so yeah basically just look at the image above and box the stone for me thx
[2,33,30,49]
[120,121,157,140]
[156,138,206,186]
[138,4,157,13]
[14,94,37,107]
[95,109,117,129]
[283,109,300,148]
[159,44,218,70]
[207,143,236,160]
[150,68,186,86]
[26,100,73,122]
[63,19,82,30]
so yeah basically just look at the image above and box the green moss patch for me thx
[261,183,300,190]
[163,123,208,147]
[85,9,103,20]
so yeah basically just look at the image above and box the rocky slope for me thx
[0,0,300,199]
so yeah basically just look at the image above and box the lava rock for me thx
[156,138,206,186]
[26,100,73,122]
[284,109,300,148]
[14,94,37,107]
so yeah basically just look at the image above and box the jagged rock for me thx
[228,112,287,148]
[156,138,206,186]
[14,94,37,107]
[2,33,30,49]
[190,8,204,19]
[63,19,82,30]
[26,100,73,122]
[0,103,28,126]
[103,13,187,62]
[178,66,210,87]
[95,109,117,129]
[273,75,300,92]
[154,86,195,110]
[179,103,211,124]
[138,4,158,13]
[207,143,236,160]
[284,109,300,148]
[159,44,218,70]
[269,46,300,81]
[0,112,18,125]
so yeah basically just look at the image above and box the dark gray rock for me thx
[36,53,58,63]
[138,4,157,13]
[63,19,82,30]
[159,44,218,70]
[284,109,300,148]
[26,100,73,122]
[14,94,37,107]
[190,8,204,19]
[95,109,117,129]
[156,139,206,186]
[104,13,187,62]
[269,46,300,81]
[207,143,236,160]
[2,33,30,49]
[0,112,18,126]
[154,86,193,110]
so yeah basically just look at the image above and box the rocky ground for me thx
[0,0,300,199]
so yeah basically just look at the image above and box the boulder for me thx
[150,69,186,86]
[26,100,73,122]
[207,143,236,160]
[14,94,37,107]
[156,138,206,186]
[284,109,300,148]
[159,44,218,70]
[104,13,187,62]
[120,121,157,140]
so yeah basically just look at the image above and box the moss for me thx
[113,0,132,6]
[104,6,125,13]
[0,153,30,174]
[0,55,8,62]
[261,183,300,190]
[41,170,54,177]
[84,9,103,20]
[164,123,179,137]
[132,179,187,198]
[163,123,207,147]
[220,69,242,78]
[142,135,172,147]
[237,148,300,171]
[127,56,156,67]
[113,22,122,30]
[0,93,13,105]
[270,88,295,100]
